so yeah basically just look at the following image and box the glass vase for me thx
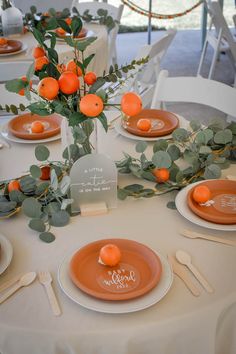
[1,5,23,36]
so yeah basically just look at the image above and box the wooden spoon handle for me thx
[44,283,61,316]
[188,263,214,294]
[0,282,21,304]
[182,229,236,246]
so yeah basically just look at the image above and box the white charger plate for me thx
[0,234,13,275]
[1,122,61,144]
[114,114,189,141]
[58,249,173,314]
[0,43,28,57]
[175,181,236,232]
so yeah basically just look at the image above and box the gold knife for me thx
[168,254,201,297]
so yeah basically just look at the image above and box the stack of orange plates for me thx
[0,40,22,54]
[187,180,236,225]
[69,239,162,301]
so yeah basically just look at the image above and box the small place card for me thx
[70,153,117,215]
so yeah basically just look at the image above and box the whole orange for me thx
[56,27,66,36]
[38,77,59,100]
[121,92,142,117]
[153,168,170,183]
[192,185,211,204]
[31,121,45,133]
[18,76,32,96]
[137,118,151,131]
[79,94,104,117]
[66,60,82,76]
[0,38,8,46]
[8,180,21,193]
[32,46,45,59]
[65,18,72,25]
[84,71,97,85]
[40,166,51,180]
[58,71,80,94]
[34,56,49,71]
[99,244,121,267]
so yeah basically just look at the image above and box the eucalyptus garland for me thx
[116,118,236,200]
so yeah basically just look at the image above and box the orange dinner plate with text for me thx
[69,239,162,301]
[122,109,179,137]
[8,113,62,140]
[0,40,22,54]
[187,180,236,224]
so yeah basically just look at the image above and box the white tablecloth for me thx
[0,23,108,76]
[0,102,236,353]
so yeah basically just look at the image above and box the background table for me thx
[0,106,236,354]
[0,23,108,76]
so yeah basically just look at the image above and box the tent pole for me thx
[147,0,152,44]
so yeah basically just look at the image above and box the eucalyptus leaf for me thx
[35,145,50,161]
[61,199,73,210]
[30,165,42,179]
[203,164,221,179]
[45,202,61,215]
[190,120,201,132]
[50,169,58,190]
[49,210,70,227]
[172,128,189,142]
[9,190,25,203]
[167,145,181,161]
[153,139,168,152]
[22,197,42,218]
[124,184,144,193]
[39,232,56,243]
[117,188,130,200]
[214,129,233,144]
[20,176,36,193]
[29,218,46,232]
[152,151,172,168]
[0,201,17,212]
[135,141,148,153]
[166,201,177,210]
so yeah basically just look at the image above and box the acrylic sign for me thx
[70,153,117,213]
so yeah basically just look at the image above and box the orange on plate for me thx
[187,180,236,224]
[122,109,179,138]
[99,244,121,267]
[137,118,151,131]
[69,238,162,301]
[192,185,211,204]
[0,40,22,54]
[31,121,45,133]
[8,113,62,140]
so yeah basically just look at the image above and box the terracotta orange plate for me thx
[187,180,236,225]
[69,239,162,301]
[0,40,22,54]
[122,109,179,137]
[56,27,88,39]
[8,113,62,140]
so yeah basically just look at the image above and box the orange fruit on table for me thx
[153,168,170,183]
[34,56,49,71]
[121,92,142,117]
[0,37,8,46]
[79,94,104,117]
[84,71,97,86]
[38,77,59,100]
[40,166,51,180]
[58,71,80,94]
[137,118,151,131]
[192,185,211,204]
[66,60,82,77]
[32,46,45,59]
[18,76,32,96]
[8,180,21,193]
[99,244,121,267]
[31,121,45,133]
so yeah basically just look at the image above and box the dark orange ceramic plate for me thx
[8,113,62,140]
[122,109,179,137]
[0,40,22,54]
[187,180,236,224]
[69,239,162,301]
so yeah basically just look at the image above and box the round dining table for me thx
[0,23,108,76]
[0,86,236,354]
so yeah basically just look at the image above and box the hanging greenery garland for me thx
[121,0,203,20]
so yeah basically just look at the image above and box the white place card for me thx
[70,153,117,215]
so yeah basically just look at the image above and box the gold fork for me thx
[38,271,61,316]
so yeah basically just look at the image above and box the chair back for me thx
[0,61,33,83]
[71,1,124,64]
[13,0,73,13]
[206,1,236,60]
[151,70,236,118]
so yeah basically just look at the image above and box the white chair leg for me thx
[197,39,208,76]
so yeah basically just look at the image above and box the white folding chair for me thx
[0,61,33,83]
[197,1,236,85]
[108,29,176,108]
[152,70,236,121]
[71,1,124,65]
